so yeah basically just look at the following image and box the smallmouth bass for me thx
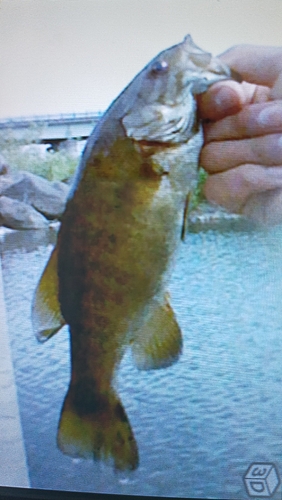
[32,35,238,470]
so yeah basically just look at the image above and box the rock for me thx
[60,139,86,157]
[20,144,51,158]
[1,171,70,219]
[0,196,49,230]
[0,172,17,194]
[0,154,11,176]
[187,202,255,233]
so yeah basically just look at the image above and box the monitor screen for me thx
[1,1,282,500]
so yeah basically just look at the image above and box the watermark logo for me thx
[243,462,280,497]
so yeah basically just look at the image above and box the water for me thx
[2,224,282,499]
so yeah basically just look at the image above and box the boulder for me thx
[0,196,49,230]
[1,171,70,219]
[20,144,51,158]
[0,154,11,176]
[0,172,17,194]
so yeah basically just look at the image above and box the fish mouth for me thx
[205,57,241,82]
[181,34,242,90]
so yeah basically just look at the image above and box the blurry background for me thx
[1,0,282,119]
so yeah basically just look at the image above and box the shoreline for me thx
[0,257,30,487]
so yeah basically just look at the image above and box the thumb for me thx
[198,44,281,121]
[198,80,247,121]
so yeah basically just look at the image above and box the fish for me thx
[32,35,238,471]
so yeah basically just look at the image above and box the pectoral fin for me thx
[132,294,182,370]
[31,247,65,342]
[181,191,191,242]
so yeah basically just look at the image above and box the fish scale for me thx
[32,34,239,470]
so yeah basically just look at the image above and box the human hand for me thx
[198,45,282,224]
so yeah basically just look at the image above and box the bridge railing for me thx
[0,112,104,143]
[0,111,104,129]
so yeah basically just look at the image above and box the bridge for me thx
[0,111,104,148]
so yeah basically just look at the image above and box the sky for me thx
[0,0,282,119]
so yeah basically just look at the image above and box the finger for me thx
[197,81,244,121]
[198,80,270,122]
[219,45,282,88]
[243,189,282,225]
[204,101,282,142]
[201,133,282,173]
[271,72,282,99]
[203,164,282,213]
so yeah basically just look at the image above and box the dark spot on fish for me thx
[94,431,104,451]
[109,234,116,244]
[140,162,160,179]
[72,378,108,416]
[115,272,130,286]
[116,431,125,445]
[89,314,109,330]
[91,229,104,246]
[90,157,102,168]
[115,402,128,423]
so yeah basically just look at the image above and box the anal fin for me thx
[31,246,65,342]
[131,294,182,370]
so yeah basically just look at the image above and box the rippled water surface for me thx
[2,225,282,499]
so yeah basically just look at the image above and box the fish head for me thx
[122,35,237,143]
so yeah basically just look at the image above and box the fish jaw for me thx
[181,34,235,92]
[121,34,233,144]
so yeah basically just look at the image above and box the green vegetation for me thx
[0,128,79,182]
[190,167,208,210]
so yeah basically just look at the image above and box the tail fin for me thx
[57,382,139,471]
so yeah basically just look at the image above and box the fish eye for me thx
[150,60,169,75]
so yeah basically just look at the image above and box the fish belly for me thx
[58,176,181,340]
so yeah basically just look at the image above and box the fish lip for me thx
[187,75,227,96]
[182,34,241,85]
[204,60,242,85]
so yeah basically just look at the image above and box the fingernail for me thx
[258,104,282,127]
